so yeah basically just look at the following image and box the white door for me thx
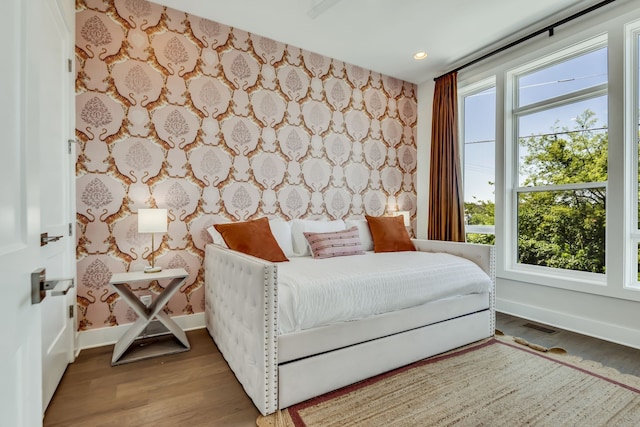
[39,0,76,412]
[0,0,45,425]
[0,0,75,425]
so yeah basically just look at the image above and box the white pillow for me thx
[206,218,230,247]
[345,219,374,251]
[268,220,294,258]
[291,219,346,256]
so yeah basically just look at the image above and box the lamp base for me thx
[144,266,162,273]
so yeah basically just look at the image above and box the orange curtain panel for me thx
[428,72,465,242]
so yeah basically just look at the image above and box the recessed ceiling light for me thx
[413,51,428,60]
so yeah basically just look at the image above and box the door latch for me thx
[31,268,75,304]
[41,232,63,246]
[31,268,46,304]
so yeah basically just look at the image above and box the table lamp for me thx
[138,208,167,273]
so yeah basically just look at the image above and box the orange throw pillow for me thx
[365,215,415,253]
[214,217,289,262]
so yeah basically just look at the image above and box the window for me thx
[630,25,640,287]
[460,81,496,245]
[512,43,608,274]
[637,31,640,283]
[458,6,640,302]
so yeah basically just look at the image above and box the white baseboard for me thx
[497,298,640,350]
[76,312,206,351]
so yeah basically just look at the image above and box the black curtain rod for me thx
[433,0,617,81]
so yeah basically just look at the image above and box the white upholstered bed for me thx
[204,235,496,416]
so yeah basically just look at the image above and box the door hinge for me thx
[68,139,76,154]
[68,58,72,73]
[68,304,74,319]
[68,223,73,236]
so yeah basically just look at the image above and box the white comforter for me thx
[277,251,492,333]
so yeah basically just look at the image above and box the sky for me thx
[463,46,609,203]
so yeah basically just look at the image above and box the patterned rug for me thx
[256,335,640,426]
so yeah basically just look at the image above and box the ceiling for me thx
[150,0,609,84]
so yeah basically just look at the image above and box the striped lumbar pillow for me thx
[303,226,365,259]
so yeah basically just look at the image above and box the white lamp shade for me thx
[138,209,168,233]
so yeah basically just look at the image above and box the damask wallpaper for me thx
[75,0,418,331]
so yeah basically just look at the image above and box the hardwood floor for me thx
[44,314,640,426]
[43,329,259,427]
[496,312,640,377]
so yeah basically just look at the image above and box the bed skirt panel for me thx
[278,293,488,363]
[278,310,490,409]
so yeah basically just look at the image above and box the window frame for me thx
[504,35,609,285]
[456,6,640,302]
[458,77,497,241]
[626,20,640,289]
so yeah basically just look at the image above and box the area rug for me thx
[256,335,640,426]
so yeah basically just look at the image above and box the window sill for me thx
[498,264,640,303]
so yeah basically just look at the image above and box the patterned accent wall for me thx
[75,0,418,331]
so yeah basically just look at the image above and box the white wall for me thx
[416,0,640,349]
[498,278,640,348]
[416,80,435,239]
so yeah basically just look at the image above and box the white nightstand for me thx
[109,268,190,365]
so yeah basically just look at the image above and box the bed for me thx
[204,220,495,416]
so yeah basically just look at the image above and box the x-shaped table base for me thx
[109,268,190,365]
